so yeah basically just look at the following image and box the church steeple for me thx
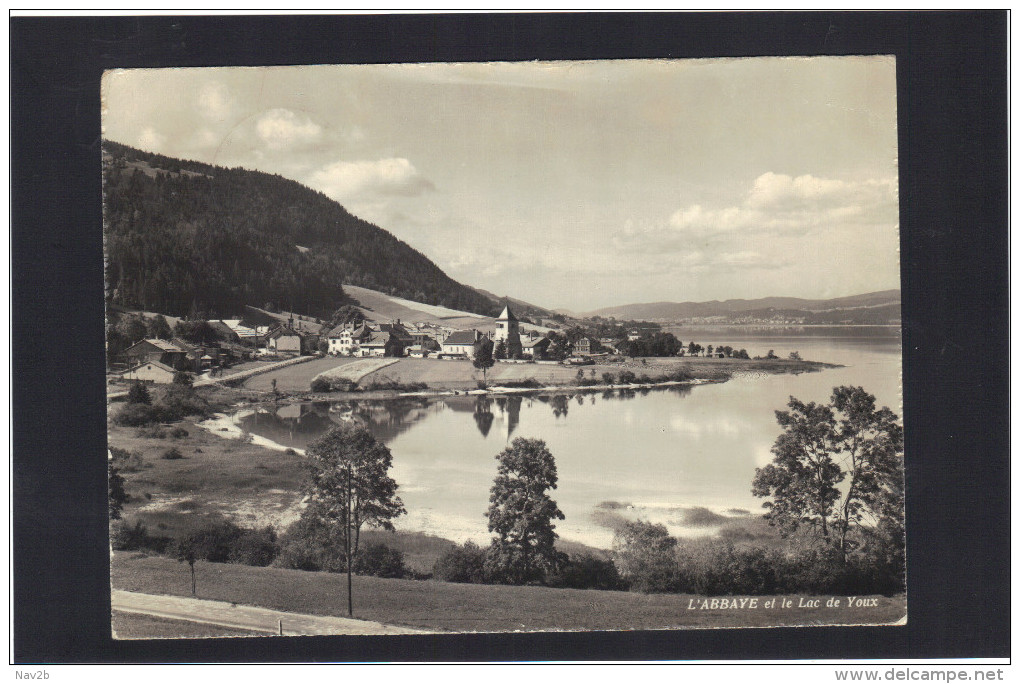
[493,303,522,358]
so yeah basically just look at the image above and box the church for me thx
[493,304,523,358]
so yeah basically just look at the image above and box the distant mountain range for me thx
[581,290,901,324]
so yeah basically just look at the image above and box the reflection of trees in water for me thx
[241,399,434,447]
[472,396,494,438]
[550,394,570,418]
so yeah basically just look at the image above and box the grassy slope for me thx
[110,417,308,535]
[112,554,906,633]
[112,610,265,639]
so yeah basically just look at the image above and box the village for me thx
[110,301,668,387]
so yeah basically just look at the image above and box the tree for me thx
[171,536,199,596]
[751,386,903,564]
[493,339,507,360]
[147,314,173,340]
[108,461,127,520]
[473,337,495,385]
[300,423,405,615]
[789,350,802,360]
[127,381,151,405]
[328,304,365,329]
[613,520,679,593]
[173,370,193,386]
[485,438,566,584]
[116,314,148,345]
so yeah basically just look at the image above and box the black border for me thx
[11,11,1009,662]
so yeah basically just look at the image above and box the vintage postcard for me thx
[102,58,904,638]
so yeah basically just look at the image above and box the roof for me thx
[378,322,413,339]
[443,330,479,346]
[360,332,389,347]
[267,325,303,339]
[121,360,176,375]
[496,305,518,322]
[126,338,182,353]
[522,337,550,348]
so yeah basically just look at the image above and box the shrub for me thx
[310,377,331,393]
[157,385,210,420]
[161,447,184,460]
[284,448,297,455]
[617,370,637,384]
[432,541,488,583]
[228,526,279,567]
[613,520,681,593]
[498,379,540,389]
[111,520,170,553]
[114,402,160,427]
[173,371,194,386]
[127,381,152,405]
[135,424,167,439]
[274,517,345,573]
[548,553,627,590]
[601,372,616,385]
[109,446,146,472]
[169,426,189,439]
[354,543,406,578]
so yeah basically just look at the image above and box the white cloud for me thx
[614,172,898,252]
[136,127,165,152]
[309,158,434,201]
[197,81,235,121]
[254,109,322,150]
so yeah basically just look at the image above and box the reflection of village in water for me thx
[238,385,694,450]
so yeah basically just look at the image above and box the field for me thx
[241,356,363,392]
[112,553,906,633]
[354,356,828,392]
[312,357,401,383]
[112,610,264,639]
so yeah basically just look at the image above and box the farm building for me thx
[120,360,177,384]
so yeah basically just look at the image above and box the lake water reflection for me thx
[236,327,902,549]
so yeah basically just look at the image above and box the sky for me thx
[102,57,900,313]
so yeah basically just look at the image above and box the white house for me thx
[121,360,177,384]
[441,330,481,358]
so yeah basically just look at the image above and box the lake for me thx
[236,326,902,549]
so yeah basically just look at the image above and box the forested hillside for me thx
[102,141,499,319]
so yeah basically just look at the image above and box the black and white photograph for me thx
[101,57,906,637]
[11,11,1009,667]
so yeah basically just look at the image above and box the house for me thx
[220,320,259,345]
[574,337,597,355]
[121,338,197,370]
[326,322,373,355]
[266,325,303,354]
[599,338,620,353]
[406,344,431,358]
[441,330,481,358]
[121,338,183,366]
[521,336,551,360]
[120,360,177,384]
[492,305,523,358]
[357,332,394,357]
[377,321,414,348]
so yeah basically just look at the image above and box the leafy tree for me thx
[146,314,173,340]
[612,520,679,593]
[127,381,151,405]
[473,337,495,385]
[108,461,127,520]
[789,350,802,360]
[485,438,566,584]
[328,304,365,329]
[433,541,488,583]
[766,349,778,359]
[116,314,148,345]
[300,423,405,614]
[751,386,904,564]
[171,536,199,596]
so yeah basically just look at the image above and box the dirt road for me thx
[112,589,430,637]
